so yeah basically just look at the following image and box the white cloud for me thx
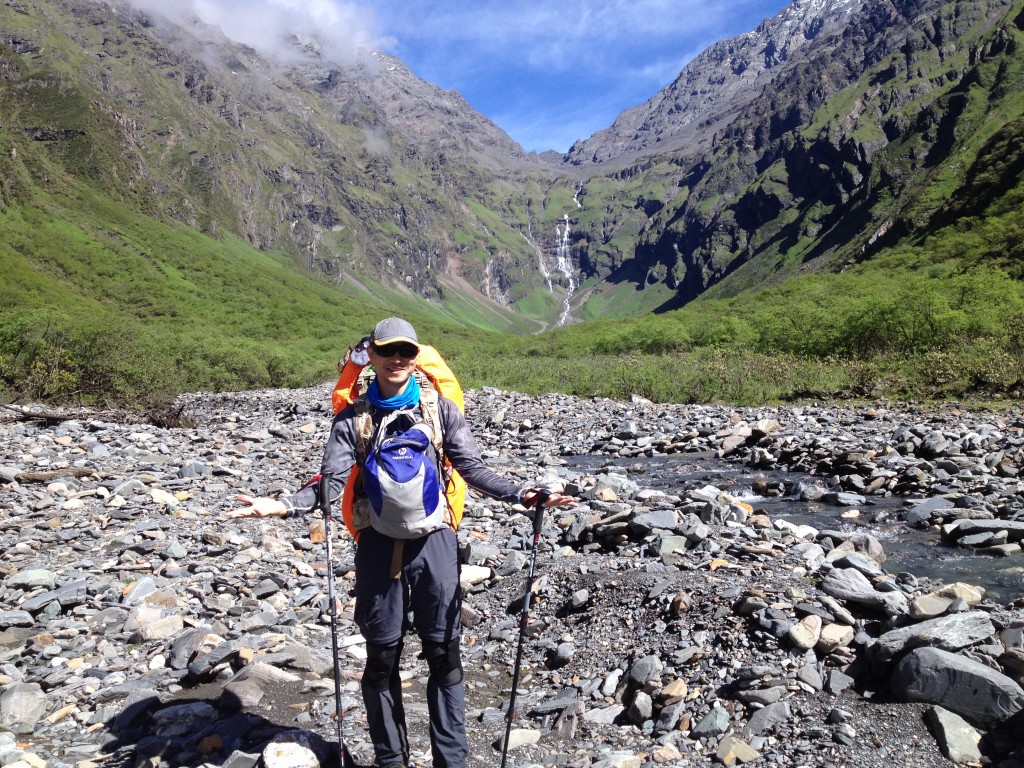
[122,0,387,62]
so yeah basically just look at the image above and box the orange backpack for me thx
[332,344,468,538]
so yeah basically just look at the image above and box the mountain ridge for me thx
[1,0,560,325]
[2,0,1022,334]
[557,0,1022,311]
[563,0,865,167]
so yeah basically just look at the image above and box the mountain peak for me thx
[563,0,865,167]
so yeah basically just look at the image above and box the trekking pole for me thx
[500,490,550,768]
[319,473,356,768]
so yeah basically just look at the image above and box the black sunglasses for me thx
[372,342,419,358]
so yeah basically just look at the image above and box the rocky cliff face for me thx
[559,0,1022,307]
[0,0,547,324]
[563,0,866,167]
[295,49,532,169]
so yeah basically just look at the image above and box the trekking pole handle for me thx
[532,489,550,537]
[318,472,333,519]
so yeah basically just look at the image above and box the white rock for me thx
[262,731,323,768]
[460,565,491,586]
[788,614,822,650]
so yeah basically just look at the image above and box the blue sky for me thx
[369,0,793,153]
[164,0,793,154]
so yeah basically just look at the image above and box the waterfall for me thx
[554,214,577,326]
[525,211,577,326]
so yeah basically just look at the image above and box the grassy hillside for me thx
[3,153,1022,409]
[452,263,1024,405]
[451,142,1024,405]
[0,0,566,334]
[3,103,1022,410]
[2,0,1023,410]
[0,154,510,406]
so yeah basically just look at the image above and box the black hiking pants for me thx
[354,526,466,768]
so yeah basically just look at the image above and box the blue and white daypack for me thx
[355,392,450,538]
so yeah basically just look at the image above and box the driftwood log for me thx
[1,402,191,429]
[0,403,134,425]
[13,468,100,484]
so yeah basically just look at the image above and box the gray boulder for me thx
[628,509,679,537]
[5,569,57,590]
[944,519,1024,543]
[826,531,887,564]
[820,567,907,616]
[743,701,790,738]
[892,647,1024,728]
[626,655,663,688]
[690,705,730,738]
[924,706,982,765]
[904,497,955,524]
[872,611,995,664]
[0,682,47,734]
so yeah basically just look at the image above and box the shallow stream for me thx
[564,453,1024,605]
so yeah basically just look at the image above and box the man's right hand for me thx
[523,489,577,508]
[225,494,287,518]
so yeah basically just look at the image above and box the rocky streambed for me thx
[0,387,1023,768]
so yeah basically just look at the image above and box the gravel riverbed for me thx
[1,386,1022,768]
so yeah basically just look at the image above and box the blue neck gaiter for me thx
[366,375,421,411]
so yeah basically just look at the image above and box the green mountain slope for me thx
[0,0,559,404]
[2,0,1023,407]
[560,0,1024,311]
[0,0,568,326]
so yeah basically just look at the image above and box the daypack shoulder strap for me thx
[416,376,455,525]
[416,374,444,458]
[352,395,375,465]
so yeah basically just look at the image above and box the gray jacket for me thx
[282,395,524,516]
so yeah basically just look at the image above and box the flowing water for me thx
[521,211,577,326]
[563,453,1024,605]
[553,214,576,326]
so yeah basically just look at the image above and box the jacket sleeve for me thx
[439,397,525,504]
[281,405,358,516]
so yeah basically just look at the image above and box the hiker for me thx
[226,316,575,768]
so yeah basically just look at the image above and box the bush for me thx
[0,309,331,409]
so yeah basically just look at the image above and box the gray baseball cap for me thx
[370,317,419,347]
